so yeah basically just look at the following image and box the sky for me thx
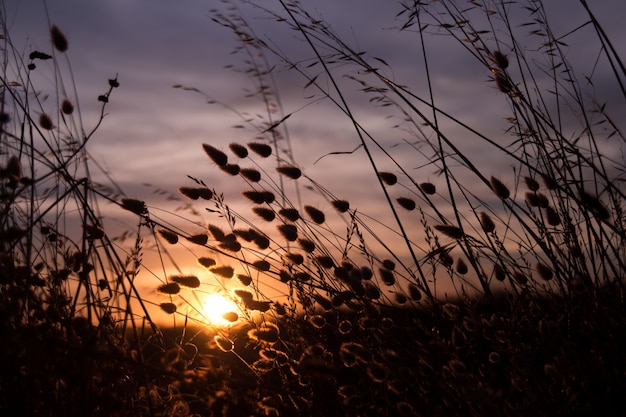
[4,0,626,323]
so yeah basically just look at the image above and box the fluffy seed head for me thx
[536,262,554,281]
[493,50,509,69]
[276,165,302,180]
[179,186,200,200]
[240,168,261,182]
[122,198,148,215]
[252,260,271,271]
[490,176,510,199]
[186,233,208,245]
[39,113,54,130]
[316,256,335,269]
[6,155,22,180]
[253,206,276,221]
[396,197,416,211]
[298,238,316,252]
[494,264,506,281]
[61,99,74,115]
[248,142,272,157]
[202,143,228,166]
[285,252,304,265]
[434,224,464,239]
[480,211,496,233]
[170,275,201,288]
[378,172,397,185]
[408,284,422,301]
[304,205,325,224]
[159,302,177,314]
[219,240,242,252]
[214,335,234,352]
[210,265,234,278]
[229,276,249,288]
[229,142,248,158]
[278,224,298,241]
[524,176,540,192]
[158,229,179,244]
[331,200,350,213]
[455,258,469,275]
[279,208,300,222]
[545,206,561,226]
[157,282,180,295]
[197,257,216,268]
[222,311,239,322]
[419,182,436,195]
[50,25,68,52]
[379,268,395,286]
[220,164,240,176]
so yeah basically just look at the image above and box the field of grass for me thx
[1,1,625,416]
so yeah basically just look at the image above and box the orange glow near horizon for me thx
[201,293,240,326]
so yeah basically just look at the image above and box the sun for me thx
[201,293,239,326]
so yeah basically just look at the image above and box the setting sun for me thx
[201,293,239,326]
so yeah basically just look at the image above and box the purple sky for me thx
[5,0,626,322]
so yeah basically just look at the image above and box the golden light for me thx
[201,293,239,326]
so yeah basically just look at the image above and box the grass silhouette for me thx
[2,1,625,416]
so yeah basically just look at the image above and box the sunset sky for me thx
[5,0,626,322]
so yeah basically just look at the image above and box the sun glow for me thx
[201,293,239,326]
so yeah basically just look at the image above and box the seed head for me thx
[229,142,248,158]
[214,335,234,352]
[202,143,228,166]
[240,168,261,182]
[248,142,272,157]
[237,274,252,286]
[278,224,298,241]
[61,99,74,115]
[304,205,325,224]
[157,282,181,295]
[492,50,509,69]
[298,238,316,252]
[186,233,208,245]
[455,258,469,275]
[158,229,178,244]
[285,252,304,265]
[210,265,234,278]
[179,186,200,200]
[220,163,240,175]
[276,165,302,180]
[316,256,335,269]
[331,200,350,213]
[219,240,241,252]
[524,176,540,192]
[545,206,561,226]
[378,171,397,186]
[159,302,177,314]
[408,284,422,301]
[490,176,510,199]
[434,224,464,239]
[252,260,271,271]
[222,311,239,322]
[494,264,506,281]
[480,211,496,233]
[170,275,201,288]
[279,208,300,222]
[396,197,416,211]
[419,182,436,195]
[197,257,216,268]
[50,25,68,52]
[39,113,54,130]
[6,155,22,181]
[253,206,276,222]
[536,262,553,281]
[379,268,395,286]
